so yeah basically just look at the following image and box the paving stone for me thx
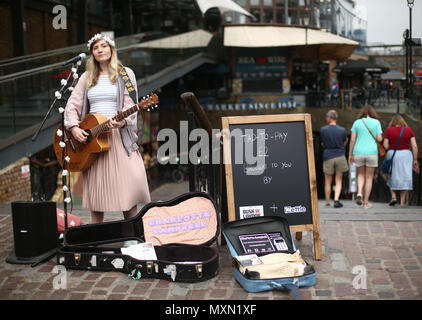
[149,288,169,300]
[374,284,393,291]
[335,283,353,297]
[377,291,395,299]
[328,248,343,254]
[1,184,422,301]
[332,260,347,271]
[335,275,352,284]
[188,289,207,300]
[315,290,332,297]
[170,286,189,297]
[365,259,381,264]
[404,265,420,270]
[209,288,228,299]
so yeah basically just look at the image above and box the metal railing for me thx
[0,32,203,142]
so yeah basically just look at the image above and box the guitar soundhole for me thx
[85,130,93,143]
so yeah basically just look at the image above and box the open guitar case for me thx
[57,192,219,282]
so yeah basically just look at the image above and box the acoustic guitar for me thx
[53,93,158,172]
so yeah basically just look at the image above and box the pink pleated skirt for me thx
[82,128,151,212]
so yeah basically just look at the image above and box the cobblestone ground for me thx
[0,182,421,301]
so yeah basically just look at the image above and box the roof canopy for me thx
[137,30,213,49]
[381,70,406,80]
[333,59,390,74]
[136,25,360,61]
[224,25,359,60]
[195,0,254,18]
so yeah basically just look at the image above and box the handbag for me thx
[381,126,404,174]
[361,118,386,157]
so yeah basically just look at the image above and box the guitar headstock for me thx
[139,93,159,112]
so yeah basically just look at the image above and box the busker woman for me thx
[65,33,151,224]
[383,114,419,207]
[348,105,383,209]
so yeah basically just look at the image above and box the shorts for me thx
[323,156,349,175]
[353,154,378,168]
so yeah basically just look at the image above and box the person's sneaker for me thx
[356,194,363,206]
[334,201,343,208]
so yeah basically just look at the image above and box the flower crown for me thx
[87,33,115,51]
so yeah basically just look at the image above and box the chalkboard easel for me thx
[221,114,322,260]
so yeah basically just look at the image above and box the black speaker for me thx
[6,201,59,266]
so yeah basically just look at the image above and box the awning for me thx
[381,70,406,80]
[196,0,254,18]
[333,59,389,74]
[137,29,213,49]
[223,25,359,60]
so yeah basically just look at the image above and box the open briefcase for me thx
[222,216,316,299]
[57,192,219,282]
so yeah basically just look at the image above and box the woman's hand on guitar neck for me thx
[71,127,89,144]
[107,118,126,129]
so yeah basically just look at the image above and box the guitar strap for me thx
[119,67,137,105]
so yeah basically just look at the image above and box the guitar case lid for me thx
[63,192,219,247]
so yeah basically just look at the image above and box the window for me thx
[276,9,285,23]
[289,9,299,24]
[251,8,261,21]
[264,9,273,22]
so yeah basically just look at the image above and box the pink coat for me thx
[64,67,140,156]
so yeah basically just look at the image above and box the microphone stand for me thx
[31,61,81,235]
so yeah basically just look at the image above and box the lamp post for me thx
[407,0,414,105]
[303,13,310,105]
[404,29,409,100]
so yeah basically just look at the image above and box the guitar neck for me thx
[88,93,158,137]
[113,103,140,122]
[90,104,140,137]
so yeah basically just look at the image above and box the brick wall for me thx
[0,4,107,60]
[0,158,31,203]
[0,4,13,60]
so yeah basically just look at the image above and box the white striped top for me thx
[87,74,118,115]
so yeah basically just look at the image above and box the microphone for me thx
[62,53,87,66]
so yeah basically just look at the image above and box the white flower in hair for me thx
[87,33,115,50]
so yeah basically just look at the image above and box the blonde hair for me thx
[388,114,408,128]
[85,38,123,88]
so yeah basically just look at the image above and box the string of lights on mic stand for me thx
[54,59,82,229]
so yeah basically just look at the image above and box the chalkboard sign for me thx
[222,114,322,260]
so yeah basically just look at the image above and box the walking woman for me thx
[65,33,151,223]
[383,114,419,207]
[348,105,383,209]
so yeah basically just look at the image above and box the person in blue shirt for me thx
[348,105,383,209]
[330,79,339,108]
[320,110,349,208]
